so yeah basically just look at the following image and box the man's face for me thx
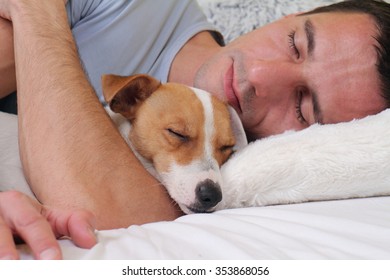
[194,12,387,139]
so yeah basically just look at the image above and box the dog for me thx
[102,74,247,214]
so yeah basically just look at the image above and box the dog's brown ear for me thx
[101,74,161,120]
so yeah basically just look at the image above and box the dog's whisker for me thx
[146,181,165,188]
[169,199,180,209]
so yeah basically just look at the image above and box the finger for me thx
[45,207,97,249]
[0,191,62,260]
[0,214,18,260]
[68,210,97,248]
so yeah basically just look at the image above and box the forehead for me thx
[301,12,386,123]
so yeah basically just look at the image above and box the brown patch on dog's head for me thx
[128,83,205,172]
[102,74,161,121]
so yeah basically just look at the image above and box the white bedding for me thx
[1,0,390,260]
[17,197,390,260]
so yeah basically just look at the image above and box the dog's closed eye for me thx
[220,145,234,153]
[219,145,235,161]
[166,128,189,142]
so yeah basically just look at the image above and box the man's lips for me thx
[224,63,242,113]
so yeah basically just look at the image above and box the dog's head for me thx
[102,74,246,214]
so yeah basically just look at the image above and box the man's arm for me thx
[5,0,181,229]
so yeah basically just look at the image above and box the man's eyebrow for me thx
[305,19,316,57]
[312,90,323,124]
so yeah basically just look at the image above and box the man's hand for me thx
[0,191,96,260]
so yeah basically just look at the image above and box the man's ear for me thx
[101,74,161,120]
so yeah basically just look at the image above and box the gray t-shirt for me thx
[66,0,220,102]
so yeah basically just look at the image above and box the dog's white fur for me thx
[216,109,390,210]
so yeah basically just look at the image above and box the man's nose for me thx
[247,60,302,98]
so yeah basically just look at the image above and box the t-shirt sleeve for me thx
[66,0,220,103]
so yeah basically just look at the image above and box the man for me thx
[0,0,389,259]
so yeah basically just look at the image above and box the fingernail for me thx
[39,248,60,260]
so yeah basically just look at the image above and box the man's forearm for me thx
[10,1,181,229]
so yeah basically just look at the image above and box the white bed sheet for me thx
[17,196,390,260]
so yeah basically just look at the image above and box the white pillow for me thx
[217,109,390,210]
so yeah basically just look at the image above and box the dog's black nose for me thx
[195,179,222,209]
